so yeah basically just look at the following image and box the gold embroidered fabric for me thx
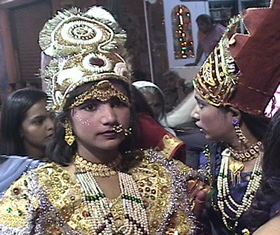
[158,134,183,159]
[0,150,196,235]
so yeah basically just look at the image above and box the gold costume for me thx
[0,150,197,235]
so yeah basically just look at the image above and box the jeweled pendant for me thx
[228,157,244,186]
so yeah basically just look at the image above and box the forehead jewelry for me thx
[70,80,131,108]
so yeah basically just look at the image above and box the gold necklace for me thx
[228,141,262,162]
[74,154,122,177]
[227,141,262,185]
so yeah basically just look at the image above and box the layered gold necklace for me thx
[217,142,263,231]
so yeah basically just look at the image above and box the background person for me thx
[162,70,192,112]
[133,80,176,135]
[245,108,280,234]
[0,88,54,196]
[185,14,225,66]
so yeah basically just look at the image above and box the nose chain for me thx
[112,124,133,136]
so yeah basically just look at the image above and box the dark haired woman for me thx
[191,1,280,234]
[243,108,280,234]
[0,7,198,234]
[0,88,53,196]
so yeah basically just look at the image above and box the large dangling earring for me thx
[232,119,249,145]
[65,120,75,146]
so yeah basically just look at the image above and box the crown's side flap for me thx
[243,8,270,35]
[229,34,249,58]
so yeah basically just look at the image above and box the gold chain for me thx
[74,154,122,177]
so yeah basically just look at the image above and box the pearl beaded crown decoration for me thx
[39,7,131,112]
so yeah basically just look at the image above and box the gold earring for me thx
[232,119,248,145]
[65,120,75,146]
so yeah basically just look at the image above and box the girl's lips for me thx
[100,130,119,138]
[45,134,53,140]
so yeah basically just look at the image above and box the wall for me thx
[163,0,209,68]
[0,0,108,95]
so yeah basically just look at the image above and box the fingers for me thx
[187,179,211,218]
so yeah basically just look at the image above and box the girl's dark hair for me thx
[131,85,155,118]
[246,108,280,232]
[135,85,166,121]
[46,80,140,167]
[220,106,270,141]
[0,88,47,155]
[240,111,270,141]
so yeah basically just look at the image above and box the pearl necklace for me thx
[75,170,150,234]
[217,148,262,231]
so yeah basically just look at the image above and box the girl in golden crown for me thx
[190,0,280,234]
[0,6,201,235]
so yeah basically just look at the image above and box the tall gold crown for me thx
[193,0,280,116]
[39,7,131,112]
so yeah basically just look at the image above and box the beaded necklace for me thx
[217,148,262,232]
[75,155,150,235]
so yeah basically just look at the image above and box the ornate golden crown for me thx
[193,0,280,116]
[193,15,241,107]
[39,7,131,112]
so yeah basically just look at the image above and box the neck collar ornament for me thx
[39,7,131,113]
[74,153,122,177]
[193,0,280,116]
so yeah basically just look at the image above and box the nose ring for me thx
[112,124,123,133]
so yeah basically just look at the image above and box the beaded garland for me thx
[75,170,149,234]
[0,149,198,235]
[217,148,262,231]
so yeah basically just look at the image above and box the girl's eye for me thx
[198,103,204,109]
[111,98,126,108]
[32,117,44,125]
[83,103,98,111]
[196,101,205,109]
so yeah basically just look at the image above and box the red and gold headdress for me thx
[39,7,131,112]
[193,0,280,116]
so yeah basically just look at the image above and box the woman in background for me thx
[245,108,280,234]
[0,88,53,196]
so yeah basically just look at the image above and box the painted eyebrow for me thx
[194,95,207,104]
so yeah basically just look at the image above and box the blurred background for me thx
[0,0,270,98]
